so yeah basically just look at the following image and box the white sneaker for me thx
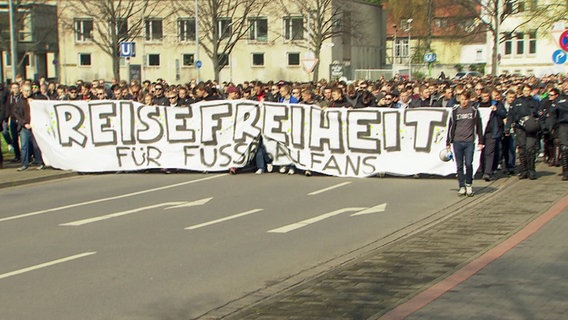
[466,184,474,197]
[255,169,264,175]
[287,168,295,175]
[279,166,287,174]
[267,164,273,173]
[305,170,312,177]
[458,187,466,196]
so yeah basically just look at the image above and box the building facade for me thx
[486,0,566,76]
[54,0,384,85]
[0,2,59,83]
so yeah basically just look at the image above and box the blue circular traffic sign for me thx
[195,60,202,69]
[553,49,567,65]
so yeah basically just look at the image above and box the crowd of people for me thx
[1,73,568,192]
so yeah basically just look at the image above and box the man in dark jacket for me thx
[479,88,507,181]
[13,83,44,171]
[550,87,568,180]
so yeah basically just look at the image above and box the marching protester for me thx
[11,72,568,183]
[478,88,507,181]
[13,83,45,171]
[446,89,485,196]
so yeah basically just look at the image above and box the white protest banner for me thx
[31,100,490,177]
[261,103,489,177]
[31,100,261,172]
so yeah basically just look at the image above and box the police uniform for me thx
[552,94,568,180]
[506,95,541,179]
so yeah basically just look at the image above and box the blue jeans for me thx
[453,141,475,187]
[19,128,43,168]
[502,134,516,171]
[254,141,271,170]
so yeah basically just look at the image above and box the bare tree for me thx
[59,0,162,81]
[278,0,364,82]
[0,0,57,75]
[170,0,270,82]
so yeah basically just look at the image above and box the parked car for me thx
[454,71,481,79]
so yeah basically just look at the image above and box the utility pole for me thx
[407,18,413,81]
[9,0,18,83]
[195,0,200,82]
[392,24,397,80]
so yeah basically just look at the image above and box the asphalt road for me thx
[0,171,465,320]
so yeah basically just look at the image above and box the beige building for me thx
[55,0,385,85]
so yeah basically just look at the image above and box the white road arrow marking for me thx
[60,198,212,226]
[268,207,366,233]
[0,252,96,280]
[165,197,213,209]
[0,174,226,223]
[185,209,264,230]
[351,203,388,216]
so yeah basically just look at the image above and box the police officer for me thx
[506,84,541,180]
[550,87,568,180]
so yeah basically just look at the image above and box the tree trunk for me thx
[112,55,120,82]
[312,46,322,82]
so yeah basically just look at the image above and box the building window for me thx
[19,15,32,42]
[433,18,447,29]
[516,32,524,55]
[216,18,232,40]
[145,18,163,41]
[75,18,93,42]
[528,30,537,54]
[249,18,268,42]
[182,53,194,66]
[115,18,128,41]
[504,32,512,55]
[148,54,160,66]
[284,16,304,40]
[179,18,196,42]
[287,52,300,66]
[252,53,264,66]
[218,54,229,67]
[394,39,408,57]
[79,53,91,66]
[476,49,483,61]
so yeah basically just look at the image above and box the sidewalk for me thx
[0,159,77,189]
[207,163,568,320]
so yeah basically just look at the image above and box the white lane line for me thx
[0,252,96,280]
[307,182,352,196]
[268,207,366,233]
[185,209,264,230]
[0,174,226,223]
[59,198,212,226]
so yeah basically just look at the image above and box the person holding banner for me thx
[13,83,45,171]
[446,89,485,196]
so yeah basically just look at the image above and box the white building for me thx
[486,0,567,76]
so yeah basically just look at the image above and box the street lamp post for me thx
[195,0,200,82]
[406,18,413,81]
[392,24,397,80]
